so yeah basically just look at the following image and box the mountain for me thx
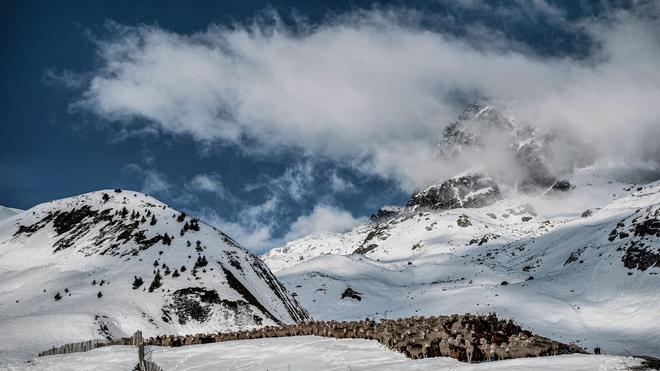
[0,190,309,362]
[261,164,660,357]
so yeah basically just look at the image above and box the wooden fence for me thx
[38,330,164,371]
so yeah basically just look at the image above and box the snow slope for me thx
[4,338,645,371]
[0,205,21,222]
[0,190,308,362]
[263,165,660,357]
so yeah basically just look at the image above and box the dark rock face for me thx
[551,180,573,192]
[369,207,401,222]
[353,223,392,255]
[407,173,501,211]
[608,207,660,271]
[340,287,362,301]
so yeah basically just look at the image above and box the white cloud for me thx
[188,172,228,198]
[283,204,362,241]
[123,163,171,195]
[76,6,660,191]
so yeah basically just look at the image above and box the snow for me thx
[2,346,136,371]
[3,338,643,371]
[0,205,21,222]
[263,165,660,357]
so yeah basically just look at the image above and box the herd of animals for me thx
[143,314,584,362]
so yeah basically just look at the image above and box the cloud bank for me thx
[74,5,660,191]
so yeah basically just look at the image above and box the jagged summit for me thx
[408,104,558,212]
[0,189,309,361]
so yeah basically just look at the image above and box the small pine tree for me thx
[153,260,159,267]
[54,292,62,301]
[189,219,200,231]
[121,207,129,218]
[162,233,172,246]
[176,212,186,222]
[97,291,103,298]
[180,265,187,272]
[172,269,180,277]
[132,276,144,289]
[148,271,162,292]
[150,215,157,226]
[102,193,110,202]
[194,255,208,269]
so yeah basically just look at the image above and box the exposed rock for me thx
[340,287,362,301]
[369,206,402,222]
[457,214,472,228]
[551,180,572,192]
[407,173,501,211]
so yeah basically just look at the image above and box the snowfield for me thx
[2,337,645,371]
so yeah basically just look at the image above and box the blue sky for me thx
[2,0,658,252]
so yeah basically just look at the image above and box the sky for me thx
[1,0,659,253]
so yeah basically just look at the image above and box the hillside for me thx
[262,165,660,357]
[0,205,21,221]
[0,190,309,362]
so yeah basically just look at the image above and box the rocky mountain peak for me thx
[408,104,558,211]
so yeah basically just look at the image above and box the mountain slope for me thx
[262,166,660,357]
[0,190,309,362]
[0,205,21,221]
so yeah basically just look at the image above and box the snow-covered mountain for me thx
[0,190,309,362]
[262,164,660,357]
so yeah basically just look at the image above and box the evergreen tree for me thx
[132,276,144,289]
[148,271,162,292]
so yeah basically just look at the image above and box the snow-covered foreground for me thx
[3,337,645,371]
[2,346,136,371]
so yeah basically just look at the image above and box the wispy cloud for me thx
[122,163,172,195]
[187,172,229,199]
[283,204,363,242]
